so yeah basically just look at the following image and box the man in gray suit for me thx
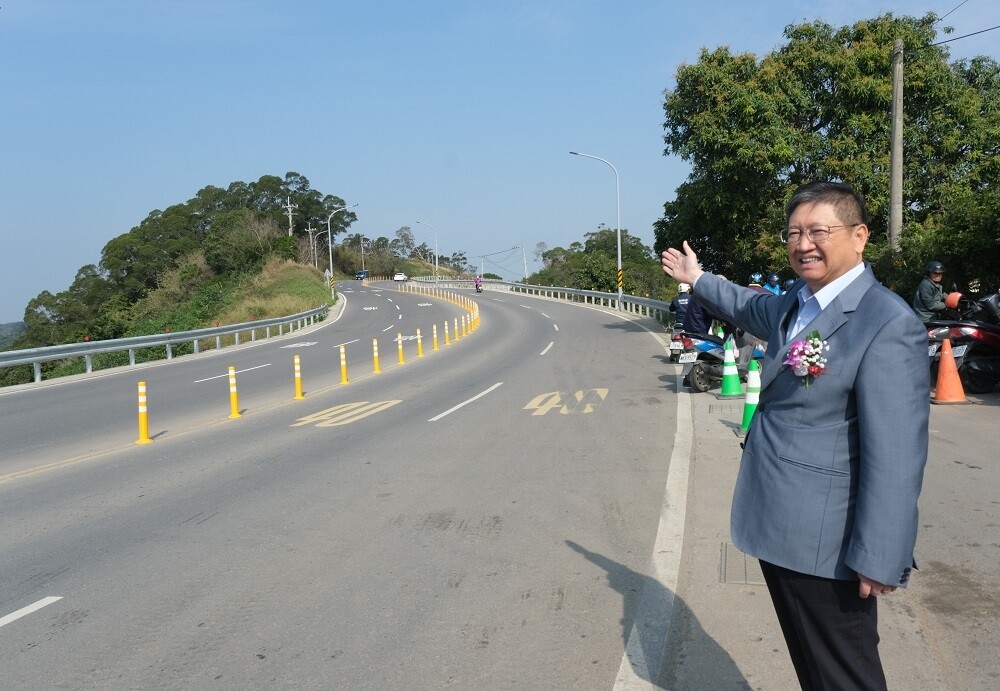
[661,181,929,690]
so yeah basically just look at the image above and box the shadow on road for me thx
[565,539,749,689]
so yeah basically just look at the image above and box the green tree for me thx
[655,13,1000,293]
[14,172,356,350]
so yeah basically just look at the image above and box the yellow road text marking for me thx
[524,389,608,416]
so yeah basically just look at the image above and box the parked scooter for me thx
[927,290,1000,394]
[677,330,765,392]
[668,326,685,363]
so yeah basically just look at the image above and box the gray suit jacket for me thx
[694,266,929,585]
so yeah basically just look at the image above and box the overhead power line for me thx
[935,0,971,24]
[930,24,1000,46]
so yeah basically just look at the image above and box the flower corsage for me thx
[783,330,829,388]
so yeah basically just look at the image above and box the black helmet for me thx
[784,278,796,291]
[767,272,780,284]
[925,260,945,275]
[750,272,763,284]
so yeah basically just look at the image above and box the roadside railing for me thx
[0,304,329,384]
[410,277,673,325]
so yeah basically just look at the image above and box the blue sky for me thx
[2,1,997,323]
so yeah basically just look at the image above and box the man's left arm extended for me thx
[846,310,930,590]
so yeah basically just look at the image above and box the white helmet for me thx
[678,283,691,293]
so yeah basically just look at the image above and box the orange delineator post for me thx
[228,366,242,418]
[135,381,152,444]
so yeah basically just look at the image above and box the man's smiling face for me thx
[786,201,868,291]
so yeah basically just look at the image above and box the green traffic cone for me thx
[717,337,744,398]
[736,359,761,437]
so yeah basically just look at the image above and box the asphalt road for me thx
[0,282,679,688]
[4,281,996,689]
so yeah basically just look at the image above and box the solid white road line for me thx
[614,369,692,689]
[540,342,554,356]
[193,363,271,383]
[428,383,503,422]
[0,596,63,629]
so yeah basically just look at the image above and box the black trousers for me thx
[759,560,887,691]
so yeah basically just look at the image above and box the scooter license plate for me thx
[928,344,939,357]
[678,352,698,363]
[953,344,968,357]
[669,342,684,350]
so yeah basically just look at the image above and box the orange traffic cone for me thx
[931,338,968,405]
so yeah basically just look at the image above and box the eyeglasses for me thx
[780,224,860,244]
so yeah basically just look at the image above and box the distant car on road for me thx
[355,270,369,280]
[393,272,407,282]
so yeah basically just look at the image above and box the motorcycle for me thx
[475,283,483,293]
[677,330,765,392]
[927,290,1000,394]
[668,326,685,363]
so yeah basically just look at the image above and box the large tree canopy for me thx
[654,13,999,295]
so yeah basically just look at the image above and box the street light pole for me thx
[326,204,358,298]
[570,151,622,308]
[415,220,439,281]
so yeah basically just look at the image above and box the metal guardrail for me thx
[0,304,329,383]
[410,277,674,324]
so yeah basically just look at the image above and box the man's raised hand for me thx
[660,241,704,286]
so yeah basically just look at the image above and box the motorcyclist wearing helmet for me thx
[669,282,693,329]
[748,272,767,293]
[763,272,782,296]
[912,260,946,322]
[782,278,797,294]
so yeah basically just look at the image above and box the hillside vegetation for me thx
[0,259,331,386]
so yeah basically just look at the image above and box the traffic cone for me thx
[736,360,761,437]
[716,337,744,399]
[931,338,969,405]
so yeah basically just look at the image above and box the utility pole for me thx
[283,196,298,237]
[305,225,319,267]
[520,245,528,280]
[889,39,904,252]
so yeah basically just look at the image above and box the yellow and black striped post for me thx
[135,381,152,444]
[228,366,242,419]
[372,338,382,374]
[339,344,349,384]
[293,354,304,400]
